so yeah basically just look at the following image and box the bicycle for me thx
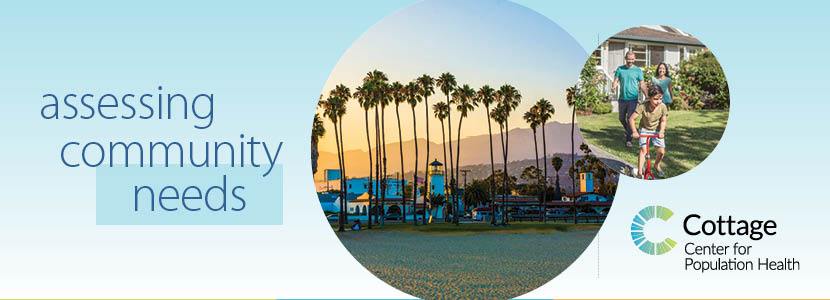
[636,133,660,180]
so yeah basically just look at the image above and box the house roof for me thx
[612,26,704,47]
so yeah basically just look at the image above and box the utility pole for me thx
[461,169,470,188]
[460,169,470,225]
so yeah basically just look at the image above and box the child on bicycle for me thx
[629,84,669,178]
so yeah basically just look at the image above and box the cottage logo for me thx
[631,205,677,255]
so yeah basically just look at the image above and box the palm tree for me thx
[436,72,457,222]
[521,166,542,190]
[311,112,325,175]
[366,70,389,226]
[416,74,435,225]
[490,104,507,224]
[523,105,542,222]
[391,81,407,223]
[332,85,351,230]
[432,101,449,221]
[354,84,374,229]
[566,85,578,224]
[552,156,564,197]
[319,86,349,232]
[406,81,423,226]
[452,84,476,224]
[461,180,489,212]
[536,98,554,223]
[428,193,446,221]
[373,92,381,225]
[495,84,521,224]
[476,85,498,225]
[319,97,342,231]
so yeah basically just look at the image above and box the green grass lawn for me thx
[578,109,728,178]
[340,226,598,298]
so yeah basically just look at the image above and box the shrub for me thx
[592,101,612,114]
[643,50,729,110]
[674,50,730,110]
[575,56,611,114]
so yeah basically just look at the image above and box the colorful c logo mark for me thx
[631,205,677,255]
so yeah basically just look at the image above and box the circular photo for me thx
[310,0,619,298]
[574,25,729,179]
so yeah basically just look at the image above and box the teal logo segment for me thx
[631,205,676,255]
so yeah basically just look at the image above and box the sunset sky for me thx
[316,0,587,153]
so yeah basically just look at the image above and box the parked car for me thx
[545,209,567,218]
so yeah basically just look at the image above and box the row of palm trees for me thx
[522,99,554,223]
[317,70,579,230]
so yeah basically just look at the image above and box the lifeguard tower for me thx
[423,159,446,221]
[428,159,445,197]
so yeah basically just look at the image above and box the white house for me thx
[593,25,706,110]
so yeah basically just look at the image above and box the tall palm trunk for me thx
[338,120,349,230]
[374,107,381,225]
[333,120,345,232]
[445,94,454,223]
[411,106,419,226]
[503,118,510,225]
[381,107,388,226]
[532,127,541,222]
[497,122,506,225]
[440,118,449,222]
[364,109,373,229]
[395,105,406,223]
[571,108,577,224]
[339,119,348,227]
[485,104,496,225]
[423,97,430,225]
[541,122,549,223]
[454,116,465,225]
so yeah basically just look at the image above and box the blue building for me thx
[345,177,407,199]
[321,160,453,223]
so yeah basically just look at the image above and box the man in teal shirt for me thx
[613,51,647,147]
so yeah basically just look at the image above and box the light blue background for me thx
[0,0,828,298]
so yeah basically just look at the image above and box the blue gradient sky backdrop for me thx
[0,0,828,298]
[321,0,584,151]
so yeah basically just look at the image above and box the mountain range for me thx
[315,121,597,181]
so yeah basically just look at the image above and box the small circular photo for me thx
[574,25,729,180]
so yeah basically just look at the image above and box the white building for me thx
[345,177,408,199]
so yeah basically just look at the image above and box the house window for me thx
[648,45,664,66]
[592,46,601,66]
[629,44,647,67]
